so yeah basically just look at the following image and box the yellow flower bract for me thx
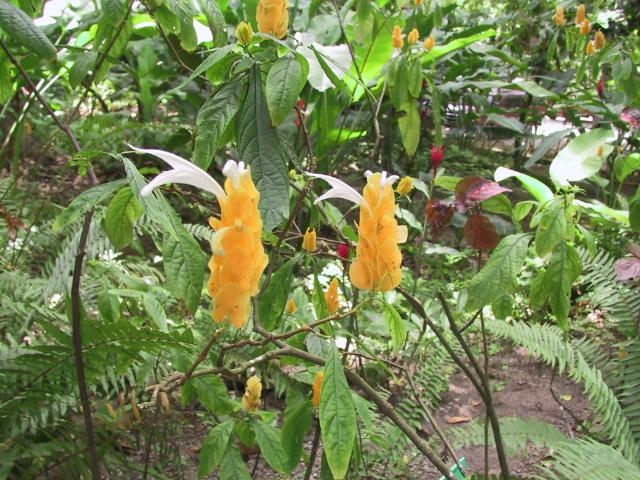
[242,376,262,411]
[554,6,566,27]
[325,278,340,314]
[312,371,324,407]
[423,34,436,51]
[350,172,407,292]
[208,167,268,328]
[594,30,606,49]
[575,4,586,25]
[407,28,420,45]
[302,228,317,252]
[392,25,404,49]
[256,0,289,39]
[396,176,414,196]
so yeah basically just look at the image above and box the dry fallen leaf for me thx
[560,394,573,401]
[445,414,472,424]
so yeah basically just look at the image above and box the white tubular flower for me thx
[307,172,364,206]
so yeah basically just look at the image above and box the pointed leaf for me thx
[170,44,236,92]
[281,400,314,471]
[320,345,356,479]
[198,420,235,479]
[398,101,421,156]
[266,56,305,125]
[456,176,512,206]
[544,242,582,329]
[614,153,640,183]
[0,0,57,60]
[494,167,554,203]
[219,443,251,480]
[104,186,144,249]
[383,303,407,351]
[532,198,568,257]
[486,113,525,134]
[252,420,290,474]
[258,258,295,330]
[238,65,289,230]
[192,376,235,415]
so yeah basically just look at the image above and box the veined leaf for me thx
[383,303,406,351]
[266,56,305,125]
[237,65,289,230]
[544,241,582,329]
[319,344,356,479]
[258,258,295,330]
[494,167,554,203]
[398,100,420,156]
[613,153,640,183]
[198,420,235,479]
[0,0,57,60]
[170,44,236,92]
[533,198,569,257]
[198,0,227,46]
[104,186,144,250]
[252,420,290,474]
[219,443,251,480]
[466,233,531,310]
[192,376,235,415]
[281,400,314,471]
[486,113,525,134]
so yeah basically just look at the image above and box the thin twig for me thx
[181,327,226,384]
[303,418,321,480]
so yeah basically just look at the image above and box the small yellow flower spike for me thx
[302,228,317,252]
[554,6,566,27]
[286,298,297,314]
[325,278,340,314]
[396,176,414,196]
[407,28,420,45]
[312,371,324,407]
[236,21,254,45]
[415,0,423,5]
[209,162,269,328]
[392,25,404,49]
[575,4,586,25]
[256,0,289,39]
[579,18,591,35]
[594,30,606,49]
[423,34,436,51]
[242,376,262,411]
[586,39,596,56]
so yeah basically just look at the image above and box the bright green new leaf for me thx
[252,420,291,474]
[613,153,640,183]
[434,175,463,191]
[162,226,206,313]
[544,242,582,330]
[533,198,569,257]
[281,400,314,471]
[198,420,235,479]
[237,65,289,230]
[383,303,407,350]
[266,56,305,126]
[219,443,252,480]
[259,258,295,330]
[104,186,144,250]
[494,167,554,203]
[0,0,57,60]
[512,201,535,222]
[320,344,356,480]
[549,128,616,187]
[466,233,531,310]
[193,77,246,169]
[398,101,421,156]
[421,28,496,67]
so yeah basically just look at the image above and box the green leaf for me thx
[544,242,582,329]
[434,175,463,191]
[69,51,98,89]
[198,420,235,479]
[421,28,496,67]
[54,179,126,232]
[192,376,235,415]
[319,344,356,480]
[0,53,13,103]
[162,226,206,313]
[630,189,640,232]
[0,0,57,60]
[281,400,314,471]
[266,56,305,126]
[533,198,568,257]
[258,258,295,330]
[104,186,144,250]
[524,128,573,168]
[383,303,406,351]
[613,153,640,183]
[486,113,525,134]
[170,44,236,92]
[491,294,513,319]
[466,233,531,310]
[219,443,251,480]
[198,0,227,46]
[237,65,289,231]
[512,201,535,222]
[312,273,329,321]
[193,77,246,169]
[549,127,616,187]
[408,59,423,98]
[494,167,554,203]
[398,101,420,156]
[252,420,290,474]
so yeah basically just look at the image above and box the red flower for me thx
[337,242,350,260]
[597,78,605,100]
[431,145,445,177]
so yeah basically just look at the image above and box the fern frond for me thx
[486,319,639,462]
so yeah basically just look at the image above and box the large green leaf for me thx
[398,100,421,156]
[193,77,246,169]
[170,44,236,92]
[466,233,531,310]
[162,226,206,313]
[252,419,290,474]
[613,153,640,183]
[421,28,496,67]
[198,420,235,479]
[549,128,617,187]
[69,51,98,89]
[532,198,569,257]
[198,0,227,46]
[219,443,251,480]
[104,186,144,250]
[383,303,407,351]
[0,0,57,60]
[544,241,582,329]
[192,376,236,415]
[494,167,554,203]
[237,65,289,231]
[319,345,356,479]
[258,258,295,330]
[486,113,525,134]
[281,400,314,471]
[266,56,305,126]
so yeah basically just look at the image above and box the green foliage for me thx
[0,0,56,60]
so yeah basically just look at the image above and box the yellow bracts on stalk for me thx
[312,371,324,407]
[133,147,268,329]
[554,6,566,27]
[325,278,340,314]
[242,376,262,411]
[392,25,404,49]
[302,228,317,252]
[257,0,289,39]
[423,34,436,51]
[407,28,420,45]
[308,170,407,292]
[575,4,586,25]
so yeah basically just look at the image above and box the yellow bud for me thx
[235,22,254,45]
[325,278,340,314]
[586,39,596,56]
[579,18,591,35]
[392,25,404,49]
[242,376,262,411]
[554,6,566,27]
[423,34,436,51]
[407,28,420,45]
[312,371,324,407]
[575,4,586,25]
[396,176,414,196]
[594,30,606,49]
[286,298,297,314]
[302,228,317,252]
[597,145,604,157]
[415,0,423,5]
[256,0,289,39]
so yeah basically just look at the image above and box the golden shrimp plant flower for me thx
[256,0,289,39]
[133,146,268,329]
[309,171,407,292]
[242,376,263,411]
[325,278,340,314]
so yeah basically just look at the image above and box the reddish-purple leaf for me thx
[615,257,640,281]
[628,243,640,259]
[455,176,512,207]
[464,214,500,251]
[426,199,454,239]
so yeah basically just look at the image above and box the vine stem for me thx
[71,210,101,480]
[303,418,321,480]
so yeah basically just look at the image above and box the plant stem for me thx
[304,418,321,480]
